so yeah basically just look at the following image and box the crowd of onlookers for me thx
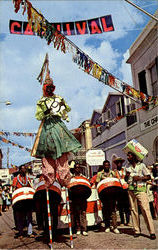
[0,183,12,216]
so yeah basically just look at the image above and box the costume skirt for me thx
[31,116,81,160]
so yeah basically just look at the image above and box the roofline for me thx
[102,92,123,112]
[126,9,158,63]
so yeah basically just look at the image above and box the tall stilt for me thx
[65,188,74,249]
[46,189,53,249]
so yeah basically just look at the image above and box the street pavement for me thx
[0,208,157,249]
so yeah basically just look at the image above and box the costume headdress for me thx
[37,53,56,96]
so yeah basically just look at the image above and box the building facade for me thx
[90,93,135,169]
[126,10,158,165]
[90,12,158,168]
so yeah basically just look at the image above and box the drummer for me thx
[96,160,120,234]
[33,173,61,242]
[113,157,131,226]
[12,165,34,239]
[70,162,88,236]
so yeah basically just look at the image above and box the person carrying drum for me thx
[12,165,34,239]
[125,151,156,240]
[70,162,88,236]
[96,160,120,234]
[33,173,61,242]
[113,157,131,226]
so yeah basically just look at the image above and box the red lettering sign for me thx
[66,23,71,36]
[23,23,34,35]
[75,21,87,35]
[10,21,22,34]
[89,20,102,34]
[101,17,114,32]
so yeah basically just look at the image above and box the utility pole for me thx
[7,147,9,168]
[125,0,158,22]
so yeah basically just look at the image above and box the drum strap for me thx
[17,175,28,187]
[115,169,125,179]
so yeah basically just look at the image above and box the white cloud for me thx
[119,49,133,85]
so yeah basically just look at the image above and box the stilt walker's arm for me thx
[65,188,74,249]
[46,189,53,250]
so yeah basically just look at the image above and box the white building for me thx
[126,10,158,165]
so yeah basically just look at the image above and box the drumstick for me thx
[65,188,74,249]
[46,189,53,250]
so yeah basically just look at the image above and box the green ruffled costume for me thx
[31,95,81,160]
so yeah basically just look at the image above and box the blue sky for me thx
[0,0,157,167]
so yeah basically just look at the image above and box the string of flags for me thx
[71,105,147,133]
[0,106,149,153]
[0,136,31,153]
[12,0,158,107]
[0,105,148,145]
[0,131,36,137]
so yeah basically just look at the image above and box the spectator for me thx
[2,186,6,212]
[125,152,156,240]
[0,186,2,216]
[6,188,11,210]
[151,162,158,219]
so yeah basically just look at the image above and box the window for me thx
[138,70,147,94]
[116,98,123,117]
[126,101,137,127]
[154,137,158,161]
[150,58,158,96]
[107,109,111,119]
[138,70,149,110]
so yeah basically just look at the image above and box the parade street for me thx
[0,208,157,249]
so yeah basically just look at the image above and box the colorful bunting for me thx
[0,135,31,152]
[0,131,36,137]
[12,0,158,107]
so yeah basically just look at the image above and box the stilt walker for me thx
[31,53,81,247]
[65,188,74,249]
[31,53,81,188]
[46,189,53,249]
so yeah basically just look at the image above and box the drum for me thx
[34,180,62,203]
[97,177,122,201]
[68,176,92,200]
[12,187,35,207]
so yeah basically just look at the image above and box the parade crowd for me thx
[0,154,157,243]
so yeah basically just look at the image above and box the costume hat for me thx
[42,70,56,97]
[113,157,125,164]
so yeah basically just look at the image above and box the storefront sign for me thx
[86,149,105,166]
[140,115,158,131]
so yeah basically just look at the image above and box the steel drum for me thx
[97,177,122,201]
[68,176,92,200]
[34,180,62,203]
[12,187,35,208]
